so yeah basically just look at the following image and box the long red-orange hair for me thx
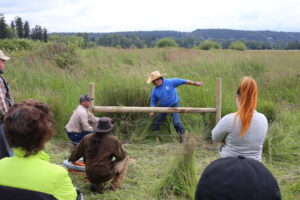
[234,77,257,136]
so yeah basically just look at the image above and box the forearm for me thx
[186,80,204,86]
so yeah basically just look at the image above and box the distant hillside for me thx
[190,29,300,42]
[60,29,300,42]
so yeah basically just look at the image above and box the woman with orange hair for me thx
[212,77,268,162]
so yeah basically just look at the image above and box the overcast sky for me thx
[1,0,300,33]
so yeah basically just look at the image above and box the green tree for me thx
[31,25,43,41]
[229,41,247,50]
[10,21,15,29]
[156,37,178,48]
[274,41,287,50]
[198,40,221,50]
[246,41,262,50]
[76,32,89,48]
[0,14,9,39]
[43,28,48,42]
[15,16,24,38]
[24,21,30,38]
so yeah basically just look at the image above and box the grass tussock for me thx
[155,139,198,199]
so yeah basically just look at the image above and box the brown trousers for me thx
[111,156,130,189]
[91,156,129,192]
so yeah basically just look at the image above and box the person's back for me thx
[212,111,268,161]
[0,148,76,200]
[69,117,129,193]
[212,77,268,162]
[73,134,126,182]
[0,99,77,200]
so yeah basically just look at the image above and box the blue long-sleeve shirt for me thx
[150,78,187,107]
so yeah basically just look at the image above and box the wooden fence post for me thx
[215,77,222,124]
[88,82,95,113]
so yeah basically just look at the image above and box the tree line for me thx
[1,12,300,50]
[0,14,48,42]
[61,32,300,50]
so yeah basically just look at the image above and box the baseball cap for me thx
[195,156,281,200]
[79,95,94,102]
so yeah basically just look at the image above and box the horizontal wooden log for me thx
[93,106,216,113]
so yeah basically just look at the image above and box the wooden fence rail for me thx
[89,77,222,124]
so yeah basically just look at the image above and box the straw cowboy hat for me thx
[93,117,114,133]
[0,50,10,61]
[147,71,166,84]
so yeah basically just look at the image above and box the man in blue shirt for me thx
[147,71,204,143]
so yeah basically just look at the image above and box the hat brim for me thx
[93,124,114,133]
[146,74,165,84]
[0,56,10,61]
[80,98,94,101]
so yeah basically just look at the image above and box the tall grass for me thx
[3,47,300,163]
[154,139,198,199]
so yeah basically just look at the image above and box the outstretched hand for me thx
[194,81,204,86]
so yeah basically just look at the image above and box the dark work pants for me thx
[151,103,185,134]
[66,131,93,144]
[0,124,13,159]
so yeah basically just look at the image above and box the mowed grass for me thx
[47,136,300,200]
[3,46,300,199]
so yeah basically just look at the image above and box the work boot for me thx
[179,133,186,143]
[90,183,103,193]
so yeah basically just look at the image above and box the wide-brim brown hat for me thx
[147,71,166,84]
[0,50,10,61]
[93,117,114,133]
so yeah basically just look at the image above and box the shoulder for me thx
[80,133,94,144]
[106,135,118,141]
[35,160,70,179]
[253,111,268,123]
[221,113,236,122]
[76,106,87,114]
[105,135,121,144]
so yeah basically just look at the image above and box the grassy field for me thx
[3,46,300,199]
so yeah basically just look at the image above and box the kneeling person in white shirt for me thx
[65,95,99,144]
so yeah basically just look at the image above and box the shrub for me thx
[198,40,221,50]
[156,38,178,48]
[55,53,77,69]
[0,38,38,51]
[38,42,79,68]
[229,41,247,50]
[48,34,84,49]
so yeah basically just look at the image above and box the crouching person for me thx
[0,99,79,200]
[69,117,130,193]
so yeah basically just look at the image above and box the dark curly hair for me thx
[4,99,54,157]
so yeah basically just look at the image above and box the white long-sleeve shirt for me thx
[65,105,99,133]
[212,111,268,162]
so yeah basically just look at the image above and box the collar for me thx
[14,148,50,161]
[78,104,88,110]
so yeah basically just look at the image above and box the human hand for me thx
[149,112,155,117]
[195,81,204,86]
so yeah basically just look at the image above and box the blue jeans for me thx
[0,124,13,159]
[151,103,185,134]
[66,131,92,144]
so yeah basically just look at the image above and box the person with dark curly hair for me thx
[0,99,79,200]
